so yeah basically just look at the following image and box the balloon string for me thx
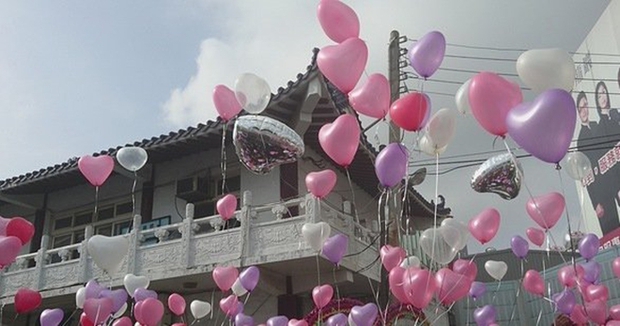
[332,266,341,312]
[210,289,215,320]
[377,190,385,242]
[430,302,456,325]
[316,255,322,323]
[60,309,78,326]
[94,186,100,220]
[429,153,439,271]
[508,261,524,326]
[132,171,138,217]
[491,279,502,306]
[221,122,228,195]
[365,275,383,325]
[557,169,578,268]
[345,168,360,225]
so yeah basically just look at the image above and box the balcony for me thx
[0,191,379,302]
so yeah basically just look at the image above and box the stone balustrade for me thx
[0,192,380,302]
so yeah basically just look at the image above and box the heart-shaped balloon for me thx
[99,289,128,313]
[389,92,429,132]
[557,264,584,288]
[78,155,115,187]
[468,72,523,137]
[84,279,105,300]
[510,235,529,259]
[124,274,149,298]
[235,313,254,326]
[348,73,390,119]
[452,259,477,281]
[585,284,609,302]
[0,235,22,266]
[318,114,360,168]
[455,78,472,115]
[112,302,127,319]
[578,233,600,261]
[570,304,588,325]
[302,222,331,252]
[321,233,348,265]
[312,284,333,309]
[239,266,260,292]
[234,73,271,115]
[135,297,164,326]
[213,84,242,122]
[585,299,608,325]
[266,316,289,326]
[388,266,409,304]
[15,288,42,314]
[435,267,472,305]
[79,312,95,326]
[526,192,565,230]
[213,266,239,292]
[76,287,86,309]
[469,282,487,300]
[553,289,576,315]
[233,115,304,174]
[326,313,348,326]
[6,217,34,245]
[232,278,248,297]
[87,235,129,275]
[305,169,337,199]
[426,108,457,151]
[349,303,378,326]
[565,151,593,181]
[288,319,308,326]
[610,304,620,320]
[440,219,469,251]
[83,297,113,325]
[468,208,501,245]
[317,37,368,93]
[380,245,406,272]
[403,268,437,309]
[216,194,237,221]
[375,143,409,189]
[516,48,575,93]
[400,256,421,269]
[116,147,148,172]
[418,227,458,264]
[484,260,508,281]
[506,89,576,163]
[219,294,239,316]
[471,153,522,200]
[133,288,157,302]
[40,308,64,326]
[474,305,497,326]
[190,300,212,319]
[316,0,359,43]
[526,227,545,247]
[112,316,132,326]
[408,31,446,79]
[522,270,545,296]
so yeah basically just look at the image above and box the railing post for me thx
[33,235,49,290]
[180,204,194,268]
[126,215,142,274]
[304,194,320,223]
[78,226,93,283]
[239,191,252,260]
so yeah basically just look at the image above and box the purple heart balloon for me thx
[326,313,348,326]
[375,143,409,188]
[133,288,157,302]
[84,279,104,300]
[234,313,254,326]
[581,260,602,283]
[510,235,529,259]
[408,31,446,78]
[578,233,600,261]
[553,289,576,315]
[350,303,378,326]
[266,316,288,326]
[321,234,348,265]
[469,281,487,300]
[231,300,244,318]
[239,266,260,292]
[474,305,496,326]
[40,308,64,326]
[506,89,576,164]
[99,289,128,313]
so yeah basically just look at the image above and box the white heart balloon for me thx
[234,73,271,114]
[399,255,421,268]
[455,78,472,115]
[516,48,575,93]
[113,302,128,318]
[440,218,469,251]
[484,260,508,281]
[124,274,150,297]
[231,278,248,297]
[418,133,447,156]
[76,287,86,309]
[301,222,331,252]
[419,227,458,264]
[87,235,129,275]
[190,300,212,319]
[426,108,458,149]
[116,146,148,172]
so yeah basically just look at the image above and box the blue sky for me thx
[0,1,611,253]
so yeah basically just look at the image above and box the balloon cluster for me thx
[0,215,34,268]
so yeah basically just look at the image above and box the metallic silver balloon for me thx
[471,153,522,200]
[233,116,305,174]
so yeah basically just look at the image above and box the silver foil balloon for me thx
[233,116,305,174]
[471,153,522,200]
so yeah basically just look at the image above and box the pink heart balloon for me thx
[213,85,242,122]
[83,297,113,325]
[468,72,523,136]
[112,317,133,326]
[585,299,608,325]
[136,298,164,326]
[522,270,545,296]
[316,0,359,43]
[452,259,477,281]
[506,89,576,164]
[219,294,239,316]
[305,169,337,199]
[317,38,368,93]
[312,284,333,309]
[403,268,437,309]
[388,266,409,304]
[216,194,237,221]
[526,192,565,230]
[570,304,588,324]
[609,304,620,320]
[6,217,34,245]
[318,114,360,168]
[526,227,545,247]
[78,155,115,187]
[468,208,500,245]
[288,319,308,326]
[585,284,609,302]
[348,73,390,119]
[380,245,406,272]
[0,235,22,266]
[213,266,239,292]
[435,268,472,305]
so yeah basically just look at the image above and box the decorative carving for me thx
[44,264,79,287]
[140,244,182,266]
[271,204,288,220]
[210,219,224,232]
[154,229,169,243]
[252,222,303,256]
[194,232,240,258]
[58,249,72,262]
